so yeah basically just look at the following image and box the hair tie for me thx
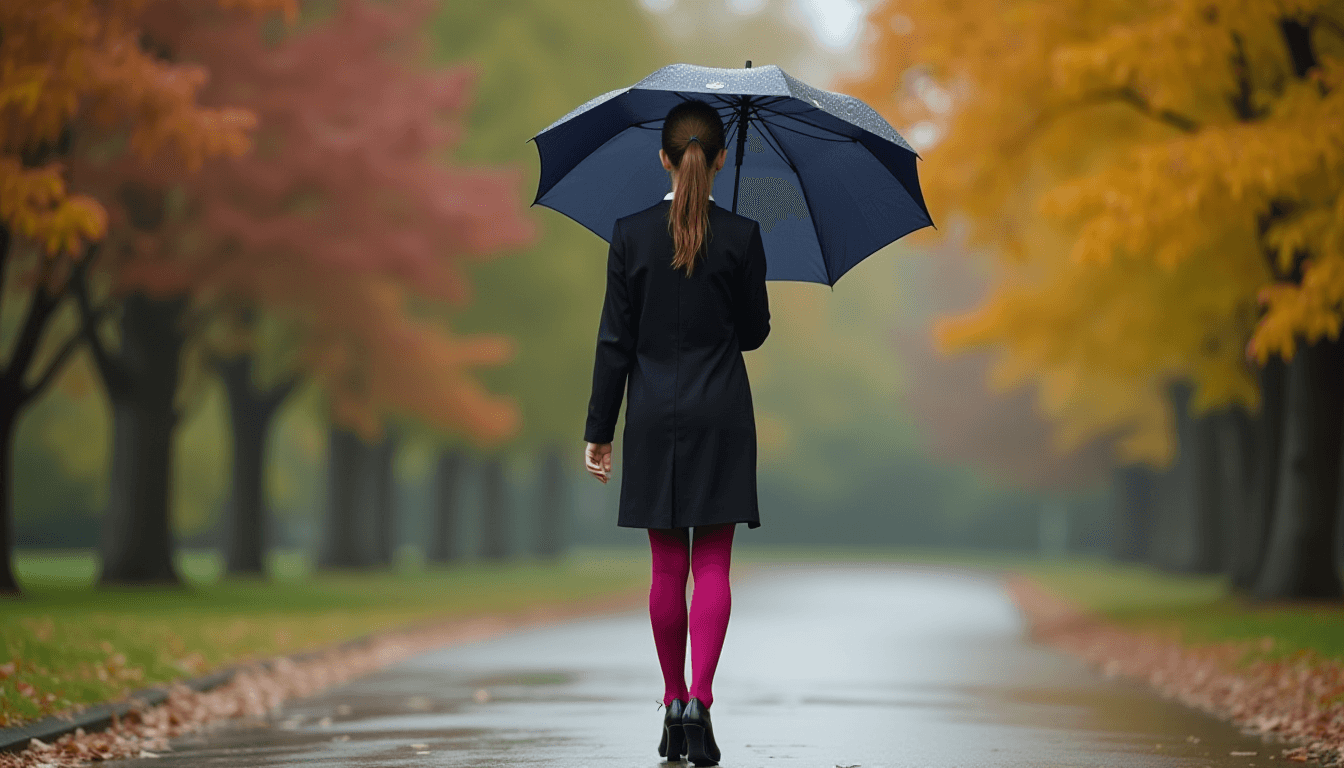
[687,135,701,144]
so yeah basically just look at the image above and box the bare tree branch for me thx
[0,224,11,313]
[1002,86,1200,155]
[1317,14,1344,44]
[5,256,60,388]
[265,374,301,412]
[1109,87,1200,133]
[23,330,84,402]
[72,245,127,392]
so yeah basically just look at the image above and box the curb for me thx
[0,627,388,754]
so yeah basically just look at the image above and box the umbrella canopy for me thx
[530,62,933,286]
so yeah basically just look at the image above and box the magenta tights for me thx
[648,522,735,710]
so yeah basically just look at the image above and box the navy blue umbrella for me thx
[530,62,933,286]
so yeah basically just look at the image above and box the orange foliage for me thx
[0,0,294,258]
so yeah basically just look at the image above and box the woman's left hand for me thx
[584,442,612,483]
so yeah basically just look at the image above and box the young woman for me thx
[582,98,771,766]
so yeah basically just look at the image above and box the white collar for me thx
[664,192,715,201]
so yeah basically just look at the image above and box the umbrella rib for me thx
[748,111,834,285]
[746,104,797,171]
[760,119,856,143]
[747,103,857,141]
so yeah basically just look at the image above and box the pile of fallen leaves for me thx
[0,588,644,767]
[1004,575,1344,767]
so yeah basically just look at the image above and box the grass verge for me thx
[0,547,648,727]
[1014,558,1344,665]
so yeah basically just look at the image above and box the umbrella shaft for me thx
[731,99,749,214]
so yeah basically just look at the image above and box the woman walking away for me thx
[582,98,771,766]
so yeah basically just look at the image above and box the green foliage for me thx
[426,0,672,451]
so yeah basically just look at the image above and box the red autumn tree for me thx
[0,0,294,594]
[72,0,535,581]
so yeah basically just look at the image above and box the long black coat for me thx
[584,197,771,530]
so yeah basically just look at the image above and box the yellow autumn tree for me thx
[844,0,1344,597]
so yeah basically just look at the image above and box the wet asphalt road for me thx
[119,564,1290,767]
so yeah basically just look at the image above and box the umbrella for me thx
[529,62,933,286]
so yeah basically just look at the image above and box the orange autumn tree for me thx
[844,0,1344,597]
[0,0,294,594]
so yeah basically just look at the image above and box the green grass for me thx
[0,547,648,727]
[1015,558,1344,665]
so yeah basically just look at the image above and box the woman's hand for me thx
[584,442,612,483]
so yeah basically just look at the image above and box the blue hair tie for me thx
[687,135,701,144]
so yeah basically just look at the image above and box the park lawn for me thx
[0,547,649,728]
[1017,558,1344,665]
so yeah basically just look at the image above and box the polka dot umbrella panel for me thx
[530,62,933,286]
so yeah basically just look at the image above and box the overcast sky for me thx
[639,0,869,51]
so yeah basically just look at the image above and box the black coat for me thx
[584,198,771,530]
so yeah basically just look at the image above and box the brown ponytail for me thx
[661,100,726,277]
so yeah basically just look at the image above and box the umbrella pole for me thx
[731,96,749,214]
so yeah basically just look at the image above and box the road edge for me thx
[0,584,647,764]
[1003,573,1341,768]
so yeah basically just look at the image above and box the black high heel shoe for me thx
[658,698,686,761]
[681,697,720,766]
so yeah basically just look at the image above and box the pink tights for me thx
[648,522,735,710]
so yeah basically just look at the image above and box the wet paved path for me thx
[121,564,1287,767]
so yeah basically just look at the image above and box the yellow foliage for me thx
[846,0,1342,467]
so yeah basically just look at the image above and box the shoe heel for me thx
[683,723,717,766]
[664,723,686,762]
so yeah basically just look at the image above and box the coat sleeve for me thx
[733,221,771,352]
[584,218,636,444]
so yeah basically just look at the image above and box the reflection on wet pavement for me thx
[112,564,1302,767]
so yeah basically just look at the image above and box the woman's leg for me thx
[648,526,692,707]
[688,522,735,709]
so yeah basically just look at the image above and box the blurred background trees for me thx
[5,0,1340,602]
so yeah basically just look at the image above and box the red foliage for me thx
[74,0,536,442]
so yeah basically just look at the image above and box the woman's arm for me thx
[584,218,636,444]
[734,222,771,352]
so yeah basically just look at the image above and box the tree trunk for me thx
[1183,406,1225,573]
[319,425,376,569]
[480,456,508,560]
[1252,338,1344,600]
[428,447,465,563]
[370,427,398,566]
[98,295,186,587]
[1110,464,1155,562]
[1216,404,1257,587]
[1150,381,1225,572]
[0,223,18,595]
[1232,358,1286,591]
[535,444,566,559]
[1146,458,1178,568]
[0,406,19,595]
[217,355,294,577]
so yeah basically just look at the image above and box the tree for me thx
[427,0,669,559]
[845,0,1343,597]
[71,0,534,581]
[0,0,293,592]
